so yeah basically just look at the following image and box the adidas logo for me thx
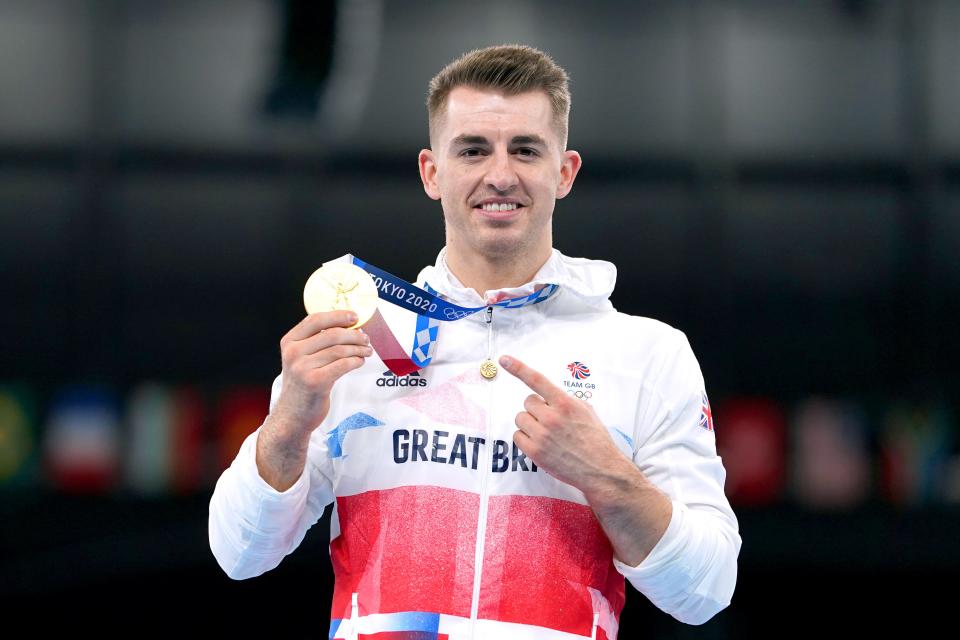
[376,370,428,387]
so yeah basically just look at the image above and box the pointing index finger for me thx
[498,355,564,404]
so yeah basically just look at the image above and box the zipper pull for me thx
[480,306,497,379]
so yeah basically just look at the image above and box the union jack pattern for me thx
[567,361,591,379]
[699,391,714,431]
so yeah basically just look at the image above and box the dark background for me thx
[1,0,958,636]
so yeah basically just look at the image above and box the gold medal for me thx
[479,359,498,379]
[303,262,379,328]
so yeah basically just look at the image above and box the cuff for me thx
[613,499,690,581]
[235,427,310,527]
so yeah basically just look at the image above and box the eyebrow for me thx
[510,135,548,147]
[450,134,549,148]
[451,134,489,147]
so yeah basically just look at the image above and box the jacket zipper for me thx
[350,592,359,640]
[469,305,496,638]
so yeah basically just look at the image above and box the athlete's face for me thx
[418,87,581,261]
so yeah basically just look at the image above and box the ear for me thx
[556,150,582,199]
[419,149,441,201]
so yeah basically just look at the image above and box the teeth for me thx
[481,203,518,212]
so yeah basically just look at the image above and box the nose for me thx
[484,148,519,193]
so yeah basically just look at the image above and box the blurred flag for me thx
[879,401,954,506]
[126,383,207,496]
[44,386,121,493]
[214,386,270,475]
[0,384,39,488]
[715,396,786,506]
[125,383,171,495]
[791,398,871,509]
[170,386,205,495]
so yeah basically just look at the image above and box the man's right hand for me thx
[273,310,373,434]
[255,310,373,491]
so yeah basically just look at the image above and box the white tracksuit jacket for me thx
[209,248,741,640]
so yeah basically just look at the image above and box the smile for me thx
[480,203,520,212]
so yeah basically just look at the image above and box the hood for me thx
[416,247,617,313]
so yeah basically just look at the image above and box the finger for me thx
[287,310,359,342]
[302,344,374,369]
[311,353,367,385]
[523,393,549,418]
[513,428,538,459]
[514,410,543,438]
[296,326,371,356]
[499,355,565,404]
[281,327,370,366]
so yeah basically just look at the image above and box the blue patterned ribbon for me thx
[348,255,559,370]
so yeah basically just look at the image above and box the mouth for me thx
[473,201,525,220]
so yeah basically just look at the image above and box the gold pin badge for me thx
[480,359,498,379]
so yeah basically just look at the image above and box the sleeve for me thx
[613,328,742,625]
[208,373,337,580]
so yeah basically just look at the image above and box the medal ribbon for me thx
[347,255,559,376]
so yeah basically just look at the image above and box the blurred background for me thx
[1,0,958,636]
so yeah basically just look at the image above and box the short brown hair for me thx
[427,44,571,148]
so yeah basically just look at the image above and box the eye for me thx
[516,147,539,157]
[459,148,483,157]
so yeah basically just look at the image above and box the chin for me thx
[475,235,529,259]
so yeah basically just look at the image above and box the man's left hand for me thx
[499,354,630,493]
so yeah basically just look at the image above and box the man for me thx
[209,45,740,639]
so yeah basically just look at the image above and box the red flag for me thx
[715,396,786,506]
[214,386,271,475]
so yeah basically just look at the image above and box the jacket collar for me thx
[417,247,617,312]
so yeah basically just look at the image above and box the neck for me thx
[444,245,552,297]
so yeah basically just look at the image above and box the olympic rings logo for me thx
[567,390,593,400]
[443,308,473,320]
